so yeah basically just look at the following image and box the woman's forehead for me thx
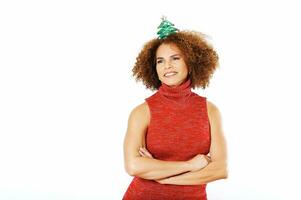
[156,43,182,57]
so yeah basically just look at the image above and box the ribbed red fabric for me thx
[123,78,211,200]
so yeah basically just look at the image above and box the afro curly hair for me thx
[132,30,219,91]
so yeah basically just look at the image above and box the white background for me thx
[1,0,300,199]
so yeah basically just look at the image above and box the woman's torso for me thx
[123,92,211,200]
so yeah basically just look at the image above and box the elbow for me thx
[125,160,139,176]
[210,161,228,181]
[220,169,228,179]
[219,164,228,180]
[125,163,136,176]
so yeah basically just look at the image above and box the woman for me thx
[123,17,228,200]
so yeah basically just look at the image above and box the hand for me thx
[156,177,169,184]
[139,147,154,159]
[187,154,210,172]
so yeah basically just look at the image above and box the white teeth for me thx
[165,72,177,77]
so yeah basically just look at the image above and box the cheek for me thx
[179,63,188,74]
[156,67,164,76]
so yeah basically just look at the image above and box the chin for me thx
[162,79,183,87]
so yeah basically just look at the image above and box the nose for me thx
[163,60,173,69]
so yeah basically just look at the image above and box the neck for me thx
[158,78,192,106]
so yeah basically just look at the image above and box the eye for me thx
[157,60,163,64]
[172,57,180,60]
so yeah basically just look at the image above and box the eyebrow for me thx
[156,54,181,60]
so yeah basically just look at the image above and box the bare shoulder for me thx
[206,100,219,113]
[206,100,222,123]
[124,102,150,172]
[206,100,227,170]
[129,102,150,126]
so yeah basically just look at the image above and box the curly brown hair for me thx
[132,30,219,91]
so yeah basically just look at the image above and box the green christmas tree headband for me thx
[157,16,179,39]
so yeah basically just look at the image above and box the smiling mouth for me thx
[164,72,178,77]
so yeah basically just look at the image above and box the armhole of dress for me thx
[203,97,212,147]
[144,98,152,127]
[144,98,152,148]
[203,97,209,120]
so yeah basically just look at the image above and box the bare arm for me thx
[156,160,227,185]
[155,101,228,185]
[123,102,207,180]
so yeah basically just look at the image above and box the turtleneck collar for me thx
[158,78,193,106]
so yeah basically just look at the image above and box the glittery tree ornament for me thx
[157,16,179,39]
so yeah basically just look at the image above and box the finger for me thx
[142,147,153,158]
[139,147,146,154]
[205,155,212,162]
[140,147,149,154]
[139,148,153,158]
[144,151,153,158]
[142,147,150,153]
[139,149,151,158]
[139,150,147,157]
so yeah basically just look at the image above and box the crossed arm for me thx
[156,162,227,185]
[123,101,228,185]
[139,147,226,185]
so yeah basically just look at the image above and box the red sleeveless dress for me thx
[123,78,211,200]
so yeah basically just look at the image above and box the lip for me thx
[164,71,178,77]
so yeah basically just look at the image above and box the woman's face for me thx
[156,43,189,87]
